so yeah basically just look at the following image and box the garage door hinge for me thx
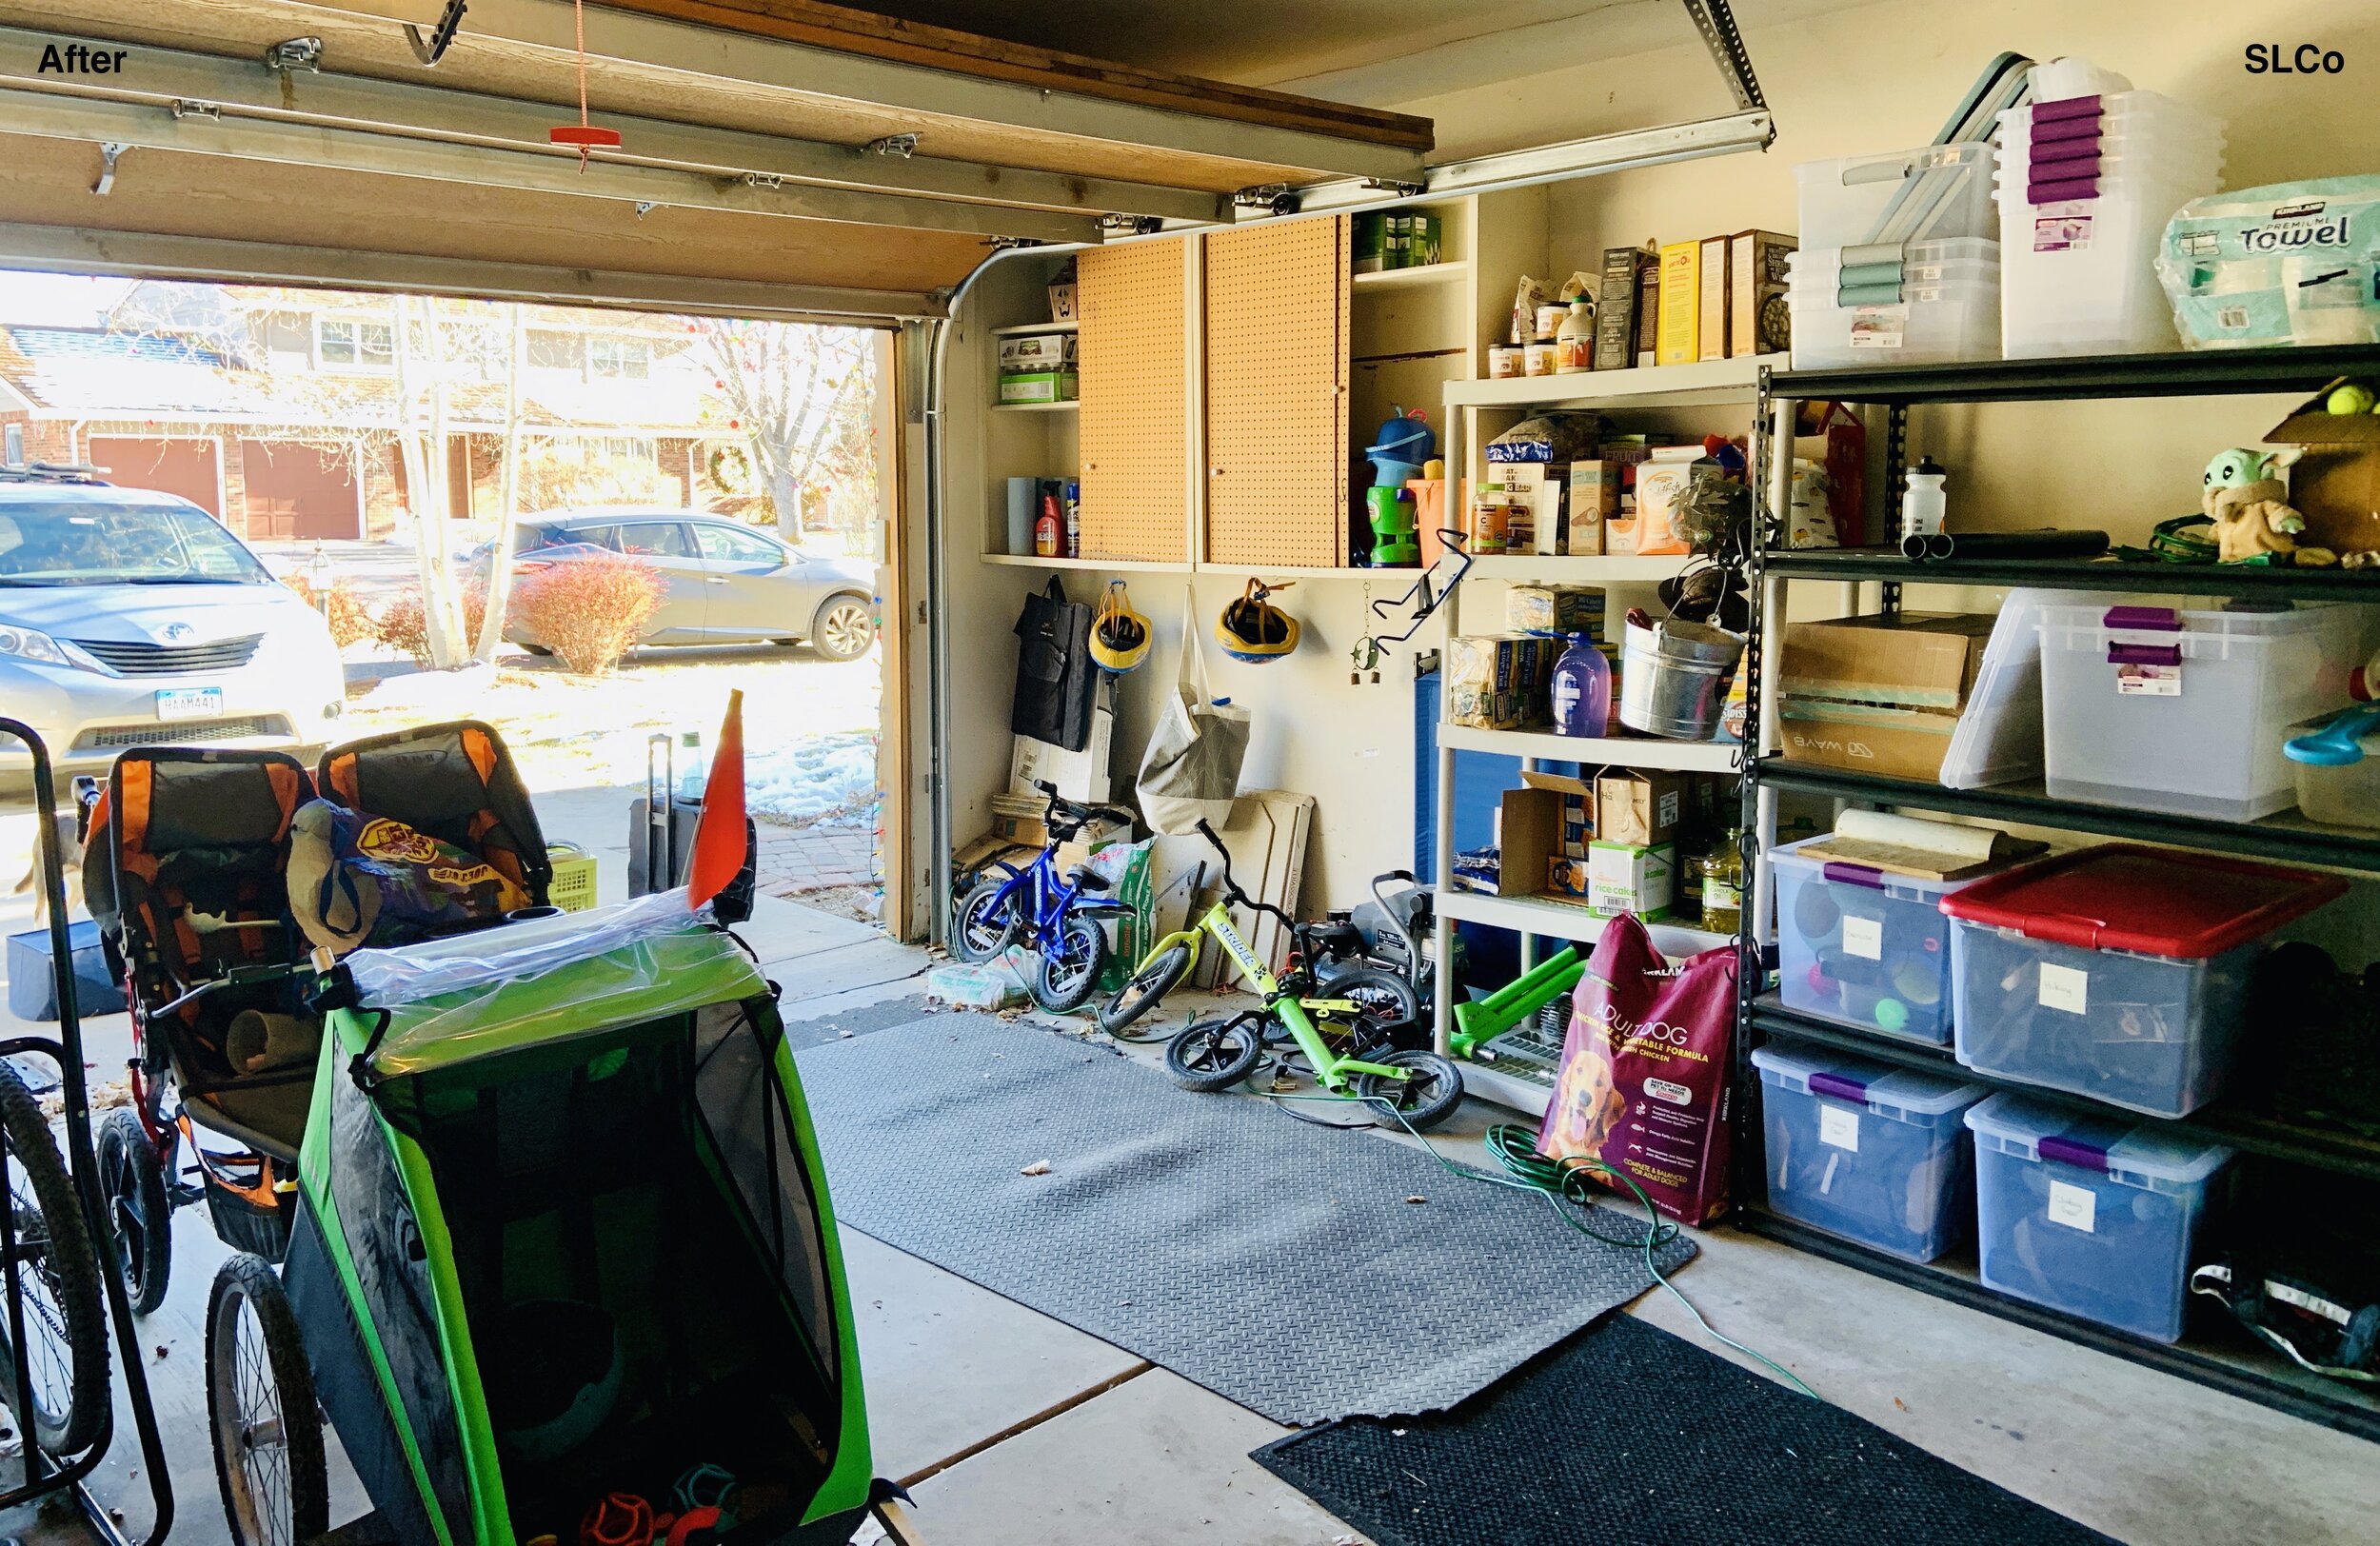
[864,134,920,158]
[744,171,786,191]
[90,142,126,196]
[169,99,222,121]
[263,37,324,73]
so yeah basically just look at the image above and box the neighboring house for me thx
[0,287,733,542]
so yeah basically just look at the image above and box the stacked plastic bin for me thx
[1996,89,2225,357]
[1790,144,2000,368]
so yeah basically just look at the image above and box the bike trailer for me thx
[317,721,554,909]
[288,895,878,1545]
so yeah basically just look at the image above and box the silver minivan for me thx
[0,474,346,789]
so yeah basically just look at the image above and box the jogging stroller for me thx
[214,896,900,1546]
[81,722,551,1317]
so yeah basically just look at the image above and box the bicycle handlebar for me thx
[1036,779,1134,840]
[1193,819,1299,937]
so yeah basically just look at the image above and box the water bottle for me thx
[1900,457,1948,538]
[676,730,706,802]
[1550,633,1612,738]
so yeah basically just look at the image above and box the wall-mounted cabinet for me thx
[1078,242,1191,564]
[1202,218,1351,567]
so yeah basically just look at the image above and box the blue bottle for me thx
[1550,633,1611,738]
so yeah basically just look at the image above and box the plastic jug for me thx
[1550,634,1612,737]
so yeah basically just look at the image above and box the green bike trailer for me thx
[241,895,883,1546]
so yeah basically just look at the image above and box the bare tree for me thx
[475,303,528,664]
[688,319,874,541]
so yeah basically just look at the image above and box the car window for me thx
[0,500,272,586]
[517,525,562,551]
[611,521,694,558]
[694,525,786,565]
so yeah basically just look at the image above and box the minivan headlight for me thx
[0,627,73,667]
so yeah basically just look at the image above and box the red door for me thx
[238,441,361,540]
[88,436,222,516]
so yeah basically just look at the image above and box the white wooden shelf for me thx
[1352,260,1469,291]
[991,399,1078,413]
[1439,889,1735,954]
[982,553,1190,571]
[1438,723,1741,773]
[1462,554,1694,584]
[1458,1060,1554,1120]
[1445,353,1785,412]
[991,319,1079,335]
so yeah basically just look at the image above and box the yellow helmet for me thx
[1216,579,1299,663]
[1090,582,1152,674]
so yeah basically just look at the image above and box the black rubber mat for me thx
[777,992,935,1051]
[1252,1313,2116,1546]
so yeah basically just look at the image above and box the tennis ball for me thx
[2328,384,2376,415]
[1874,998,1910,1033]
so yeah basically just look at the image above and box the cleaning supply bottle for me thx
[1900,457,1948,539]
[1556,298,1595,374]
[1550,633,1612,738]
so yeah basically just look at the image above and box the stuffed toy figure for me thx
[2203,446,2307,562]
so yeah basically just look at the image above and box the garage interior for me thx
[0,2,2375,1545]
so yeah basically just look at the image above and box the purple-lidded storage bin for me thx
[1754,1041,1989,1262]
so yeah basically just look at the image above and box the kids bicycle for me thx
[949,781,1140,1011]
[1099,820,1467,1129]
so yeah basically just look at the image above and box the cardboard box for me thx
[1635,254,1662,367]
[1522,770,1597,857]
[1594,246,1648,372]
[1729,229,1796,357]
[999,369,1079,405]
[1565,460,1617,555]
[998,331,1077,370]
[1547,855,1593,899]
[2265,391,2380,555]
[1447,634,1551,729]
[1597,768,1688,847]
[1656,240,1700,366]
[1696,235,1731,363]
[1777,613,1997,783]
[1353,212,1385,274]
[1010,703,1114,801]
[1498,775,1596,903]
[1402,212,1442,267]
[1589,841,1676,921]
[1507,584,1604,638]
[1478,465,1561,553]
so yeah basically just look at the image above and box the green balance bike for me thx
[1099,821,1466,1130]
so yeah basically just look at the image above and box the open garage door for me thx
[239,439,362,540]
[86,433,221,515]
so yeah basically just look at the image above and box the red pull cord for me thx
[549,0,623,166]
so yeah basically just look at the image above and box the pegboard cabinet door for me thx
[1203,218,1350,568]
[1078,240,1188,563]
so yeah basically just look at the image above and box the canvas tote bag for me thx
[1136,592,1251,835]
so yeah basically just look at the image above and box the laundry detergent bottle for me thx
[1550,633,1612,737]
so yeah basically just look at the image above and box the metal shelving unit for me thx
[1740,345,2380,1441]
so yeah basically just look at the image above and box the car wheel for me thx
[521,643,555,657]
[810,595,875,662]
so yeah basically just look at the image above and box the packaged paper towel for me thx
[2159,177,2380,348]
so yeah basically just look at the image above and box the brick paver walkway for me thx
[756,818,878,894]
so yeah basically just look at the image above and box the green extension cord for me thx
[1249,1086,1818,1400]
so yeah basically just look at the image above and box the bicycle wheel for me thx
[208,1252,329,1546]
[98,1107,173,1316]
[1098,941,1194,1038]
[949,877,1020,962]
[1163,1017,1266,1093]
[1354,1049,1467,1132]
[1319,965,1423,1048]
[1034,913,1110,1014]
[0,1060,109,1456]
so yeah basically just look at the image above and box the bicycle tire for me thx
[1098,941,1193,1038]
[0,1058,110,1455]
[949,877,1019,962]
[208,1252,329,1546]
[1033,913,1110,1014]
[98,1108,173,1317]
[1319,964,1423,1046]
[1163,1018,1267,1093]
[1355,1049,1467,1132]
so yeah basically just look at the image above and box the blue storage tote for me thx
[1770,834,2000,1045]
[1965,1092,2233,1342]
[6,919,128,1021]
[1752,1041,1989,1263]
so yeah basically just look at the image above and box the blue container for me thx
[1769,834,2008,1045]
[7,919,128,1021]
[1752,1041,1988,1262]
[1966,1092,2233,1342]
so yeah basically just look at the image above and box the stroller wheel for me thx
[97,1110,172,1316]
[208,1253,328,1546]
[0,1058,109,1456]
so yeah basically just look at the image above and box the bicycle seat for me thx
[1067,867,1111,891]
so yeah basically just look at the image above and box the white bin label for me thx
[2114,662,2181,697]
[1819,1105,1860,1152]
[2038,962,2090,1015]
[1842,916,1883,961]
[2047,1179,2098,1234]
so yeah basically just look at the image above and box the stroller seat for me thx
[317,721,552,909]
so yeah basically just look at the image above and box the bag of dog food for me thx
[1537,912,1739,1226]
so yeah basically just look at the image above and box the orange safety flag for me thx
[686,689,747,910]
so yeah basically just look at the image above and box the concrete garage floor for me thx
[0,816,2371,1542]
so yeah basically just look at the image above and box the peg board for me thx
[1078,240,1189,563]
[1203,218,1350,568]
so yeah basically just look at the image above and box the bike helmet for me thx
[1089,581,1152,674]
[1216,579,1300,663]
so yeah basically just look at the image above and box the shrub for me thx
[511,554,660,675]
[376,580,488,665]
[283,575,375,649]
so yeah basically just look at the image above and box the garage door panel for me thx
[89,436,220,517]
[240,441,361,542]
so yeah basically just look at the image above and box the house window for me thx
[588,339,651,381]
[318,318,394,372]
[587,436,658,464]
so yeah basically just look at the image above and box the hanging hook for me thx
[404,0,469,66]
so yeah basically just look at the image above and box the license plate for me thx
[154,687,223,723]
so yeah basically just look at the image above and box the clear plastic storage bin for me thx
[2287,710,2380,829]
[1797,144,1997,248]
[1754,1041,1988,1262]
[1966,1092,2234,1341]
[2036,601,2370,820]
[1942,846,2344,1118]
[1771,835,2007,1044]
[1789,279,1999,368]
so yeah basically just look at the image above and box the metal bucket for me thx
[1619,617,1746,740]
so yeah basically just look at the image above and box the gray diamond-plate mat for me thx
[794,1012,1696,1425]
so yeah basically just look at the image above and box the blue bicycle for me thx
[949,781,1140,1012]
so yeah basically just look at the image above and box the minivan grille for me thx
[69,635,264,675]
[76,716,288,750]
